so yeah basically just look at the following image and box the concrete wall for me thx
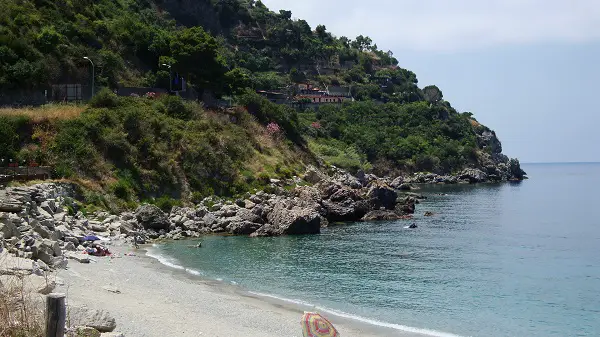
[0,167,52,183]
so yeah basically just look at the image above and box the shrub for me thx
[257,172,271,184]
[161,95,191,120]
[89,88,119,108]
[153,196,182,212]
[111,179,133,200]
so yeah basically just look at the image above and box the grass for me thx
[0,254,45,337]
[0,104,86,123]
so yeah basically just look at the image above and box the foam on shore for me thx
[248,291,467,337]
[146,245,467,337]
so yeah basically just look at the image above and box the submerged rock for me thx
[361,210,402,221]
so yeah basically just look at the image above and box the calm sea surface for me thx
[149,163,600,336]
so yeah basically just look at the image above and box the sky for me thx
[261,0,600,163]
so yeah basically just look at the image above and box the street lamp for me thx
[161,63,172,93]
[83,57,95,98]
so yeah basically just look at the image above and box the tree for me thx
[339,36,350,49]
[279,10,292,20]
[224,67,251,94]
[316,25,327,39]
[170,27,227,95]
[351,35,372,51]
[423,85,443,105]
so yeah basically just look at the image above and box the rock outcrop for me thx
[135,205,169,230]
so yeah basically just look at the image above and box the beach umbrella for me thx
[82,235,100,241]
[301,312,340,337]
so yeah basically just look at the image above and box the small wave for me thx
[248,291,315,307]
[146,249,204,278]
[248,291,466,337]
[315,306,467,337]
[187,269,202,276]
[146,250,185,271]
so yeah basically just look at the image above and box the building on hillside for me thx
[256,90,289,104]
[327,86,352,97]
[293,83,353,106]
[51,84,85,102]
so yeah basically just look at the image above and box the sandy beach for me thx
[53,241,430,337]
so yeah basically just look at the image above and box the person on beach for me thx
[134,234,142,249]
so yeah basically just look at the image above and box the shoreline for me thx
[54,240,456,337]
[144,241,465,337]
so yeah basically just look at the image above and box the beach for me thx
[54,242,428,337]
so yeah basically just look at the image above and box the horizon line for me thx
[522,161,600,165]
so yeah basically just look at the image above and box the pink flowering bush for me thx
[311,121,321,129]
[266,122,283,141]
[266,122,281,134]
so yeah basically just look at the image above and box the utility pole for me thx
[83,57,94,98]
[161,63,172,93]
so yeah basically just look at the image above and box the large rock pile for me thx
[0,167,422,270]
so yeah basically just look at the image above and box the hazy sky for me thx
[261,0,600,163]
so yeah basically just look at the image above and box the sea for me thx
[147,163,600,337]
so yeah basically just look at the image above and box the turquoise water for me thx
[149,163,600,336]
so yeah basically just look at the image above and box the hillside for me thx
[0,0,526,207]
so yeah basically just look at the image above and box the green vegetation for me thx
[0,0,524,208]
[0,95,307,210]
[308,101,478,174]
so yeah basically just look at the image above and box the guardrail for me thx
[0,166,52,183]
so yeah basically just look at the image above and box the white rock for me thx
[68,306,116,332]
[65,252,90,264]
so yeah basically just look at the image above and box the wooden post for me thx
[46,293,66,337]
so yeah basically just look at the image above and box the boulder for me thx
[362,210,402,221]
[0,218,19,238]
[31,240,54,265]
[68,327,101,337]
[366,184,398,210]
[227,221,261,235]
[235,208,264,224]
[459,168,488,183]
[263,201,323,236]
[65,252,90,264]
[33,224,51,239]
[39,201,54,215]
[322,200,358,222]
[424,211,434,217]
[304,166,327,184]
[51,256,68,269]
[389,176,404,189]
[68,306,116,332]
[243,200,256,209]
[395,197,416,215]
[26,274,56,294]
[202,213,218,226]
[135,205,169,230]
